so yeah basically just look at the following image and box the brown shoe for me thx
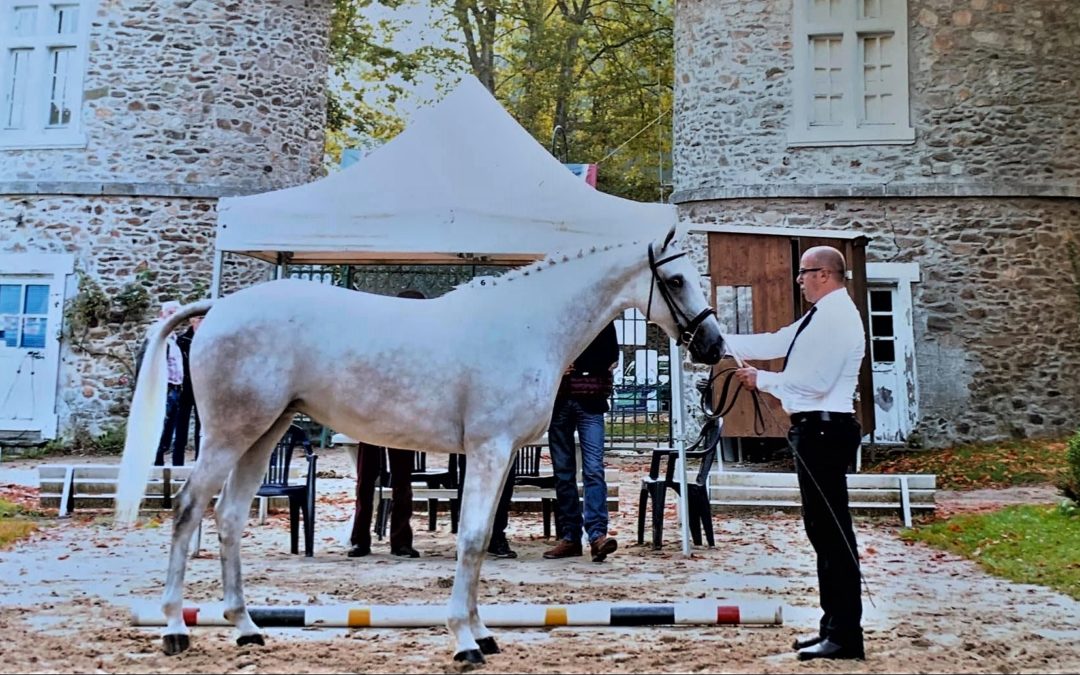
[590,535,618,562]
[543,539,583,559]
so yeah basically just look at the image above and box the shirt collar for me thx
[812,287,848,310]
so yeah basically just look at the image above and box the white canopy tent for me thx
[214,75,676,267]
[211,74,698,555]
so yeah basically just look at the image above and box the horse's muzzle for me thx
[689,336,723,365]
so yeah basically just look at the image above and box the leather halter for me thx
[646,243,715,346]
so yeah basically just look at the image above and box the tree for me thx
[435,0,673,202]
[327,0,462,165]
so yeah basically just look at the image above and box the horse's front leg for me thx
[160,460,230,655]
[448,442,513,665]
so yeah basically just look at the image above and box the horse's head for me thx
[643,225,724,365]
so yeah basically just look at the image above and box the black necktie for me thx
[782,306,817,371]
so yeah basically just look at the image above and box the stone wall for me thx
[1,0,331,190]
[673,0,1080,193]
[680,198,1080,447]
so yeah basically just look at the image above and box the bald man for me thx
[724,246,867,661]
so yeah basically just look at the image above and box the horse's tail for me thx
[114,299,215,527]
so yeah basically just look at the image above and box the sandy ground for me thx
[1,449,1077,674]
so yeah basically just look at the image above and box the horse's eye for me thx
[666,275,684,289]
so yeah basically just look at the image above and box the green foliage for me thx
[113,282,150,323]
[329,0,675,201]
[902,505,1080,601]
[865,436,1069,490]
[63,273,111,335]
[0,498,37,548]
[435,0,675,202]
[1057,430,1080,501]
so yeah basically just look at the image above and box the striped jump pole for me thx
[131,600,782,628]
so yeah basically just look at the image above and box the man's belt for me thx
[789,411,855,426]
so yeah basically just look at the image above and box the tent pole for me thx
[210,250,224,299]
[669,336,691,557]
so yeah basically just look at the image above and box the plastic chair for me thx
[636,418,720,550]
[513,444,556,538]
[256,424,317,557]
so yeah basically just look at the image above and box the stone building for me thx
[0,0,332,442]
[673,0,1080,446]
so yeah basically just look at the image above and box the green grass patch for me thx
[903,504,1080,600]
[866,437,1069,490]
[0,498,38,548]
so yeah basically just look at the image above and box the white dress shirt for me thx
[722,288,866,415]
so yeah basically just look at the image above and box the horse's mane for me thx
[453,240,639,292]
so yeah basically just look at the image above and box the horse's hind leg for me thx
[215,418,293,647]
[160,446,239,654]
[448,441,513,664]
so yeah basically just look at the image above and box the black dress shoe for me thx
[346,545,370,558]
[487,537,518,559]
[792,634,825,650]
[796,638,865,661]
[391,545,420,558]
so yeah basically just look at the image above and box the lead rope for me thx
[696,359,876,609]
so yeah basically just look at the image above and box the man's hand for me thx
[735,366,759,391]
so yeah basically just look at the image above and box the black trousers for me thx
[351,444,414,550]
[789,416,864,647]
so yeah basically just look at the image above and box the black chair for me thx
[637,418,720,550]
[256,424,317,557]
[513,444,557,538]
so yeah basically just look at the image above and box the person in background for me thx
[146,300,184,467]
[348,443,420,558]
[173,315,202,464]
[726,245,867,662]
[542,321,619,563]
[456,455,518,558]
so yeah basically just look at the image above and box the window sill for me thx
[0,132,88,151]
[787,126,915,147]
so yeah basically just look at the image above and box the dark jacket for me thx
[556,321,619,414]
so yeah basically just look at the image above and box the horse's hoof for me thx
[236,633,265,648]
[162,633,190,655]
[453,649,486,665]
[476,636,500,655]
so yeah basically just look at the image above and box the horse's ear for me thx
[660,223,677,251]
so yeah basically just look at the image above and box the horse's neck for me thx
[496,245,648,366]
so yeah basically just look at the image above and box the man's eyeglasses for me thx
[797,267,825,277]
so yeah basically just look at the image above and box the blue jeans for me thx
[548,398,608,544]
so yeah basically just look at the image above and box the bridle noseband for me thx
[646,243,715,346]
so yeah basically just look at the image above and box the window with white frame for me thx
[0,0,89,148]
[790,0,914,146]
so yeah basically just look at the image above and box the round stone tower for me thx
[673,0,1080,446]
[0,0,332,441]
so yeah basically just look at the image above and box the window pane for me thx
[0,284,20,314]
[869,289,892,312]
[861,0,881,19]
[24,284,48,314]
[871,314,894,338]
[48,46,74,126]
[9,5,38,35]
[20,316,46,348]
[871,338,895,363]
[53,3,79,34]
[2,315,17,347]
[3,48,32,129]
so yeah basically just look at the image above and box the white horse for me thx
[113,224,723,664]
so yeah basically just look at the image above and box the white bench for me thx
[707,471,936,527]
[37,463,302,516]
